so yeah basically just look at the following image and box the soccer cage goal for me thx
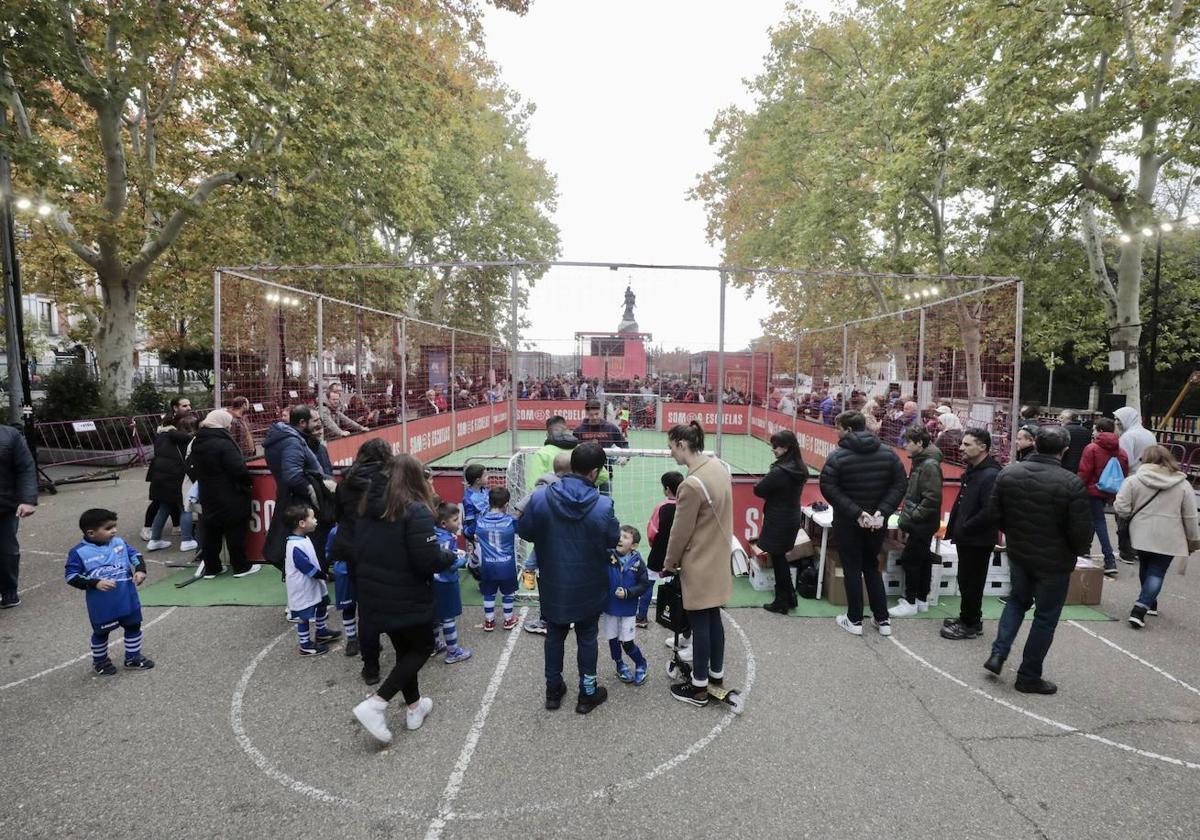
[211,260,1022,574]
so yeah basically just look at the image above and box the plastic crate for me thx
[983,574,1012,597]
[881,570,905,597]
[989,550,1009,573]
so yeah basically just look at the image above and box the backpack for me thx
[1096,456,1124,495]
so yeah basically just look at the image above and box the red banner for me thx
[659,403,749,432]
[515,400,587,430]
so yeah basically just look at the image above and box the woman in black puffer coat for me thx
[754,430,808,613]
[351,454,456,745]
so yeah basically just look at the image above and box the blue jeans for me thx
[151,502,194,542]
[1136,551,1172,610]
[544,614,599,691]
[991,562,1071,682]
[1088,497,1114,565]
[0,512,19,597]
[687,607,725,685]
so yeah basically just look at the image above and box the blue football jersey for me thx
[462,487,489,538]
[65,537,144,626]
[474,511,516,582]
[433,526,461,584]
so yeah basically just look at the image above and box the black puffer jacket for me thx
[354,478,455,632]
[330,460,386,567]
[148,428,191,507]
[988,453,1093,574]
[818,431,907,525]
[0,425,37,514]
[753,455,807,554]
[945,455,1001,547]
[186,428,251,525]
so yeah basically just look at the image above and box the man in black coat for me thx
[818,411,907,636]
[985,426,1093,694]
[941,428,1001,641]
[0,425,38,607]
[1057,409,1090,474]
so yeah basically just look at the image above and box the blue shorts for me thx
[479,577,518,598]
[92,609,143,635]
[434,576,463,621]
[290,596,330,622]
[334,570,356,611]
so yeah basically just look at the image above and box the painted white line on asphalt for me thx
[452,608,757,822]
[0,607,178,692]
[425,606,528,840]
[24,549,64,557]
[1067,620,1200,697]
[16,582,46,596]
[888,635,1200,771]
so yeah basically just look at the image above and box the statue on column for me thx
[618,285,638,334]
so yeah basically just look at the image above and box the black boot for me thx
[575,685,608,714]
[762,601,789,614]
[1014,677,1058,695]
[984,653,1005,675]
[545,681,567,711]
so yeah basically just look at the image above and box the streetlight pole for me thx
[0,105,33,428]
[1145,229,1163,418]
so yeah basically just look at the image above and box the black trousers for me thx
[200,516,250,575]
[771,552,797,606]
[955,545,993,627]
[378,625,434,704]
[833,520,888,623]
[900,525,938,604]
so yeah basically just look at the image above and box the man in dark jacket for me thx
[819,411,907,636]
[262,406,332,570]
[0,425,38,607]
[941,428,1001,640]
[985,426,1093,694]
[1057,410,1090,474]
[889,428,943,617]
[573,400,628,495]
[516,442,620,714]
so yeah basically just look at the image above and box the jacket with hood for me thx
[989,453,1093,575]
[148,426,192,507]
[899,444,944,532]
[945,455,1001,547]
[1115,407,1157,466]
[752,453,808,554]
[1113,463,1200,558]
[1078,432,1129,499]
[186,426,252,524]
[818,431,908,526]
[330,459,386,566]
[604,549,650,617]
[515,473,620,623]
[354,476,456,631]
[263,422,328,500]
[524,432,578,489]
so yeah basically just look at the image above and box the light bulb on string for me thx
[1119,233,1132,243]
[1159,222,1173,233]
[37,203,52,217]
[15,197,31,211]
[1141,227,1154,237]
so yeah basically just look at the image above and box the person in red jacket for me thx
[1077,417,1129,577]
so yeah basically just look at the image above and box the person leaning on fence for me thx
[661,422,735,708]
[0,423,38,608]
[1113,445,1200,629]
[940,428,1001,641]
[819,410,907,638]
[262,406,334,572]
[1077,417,1128,577]
[186,409,256,578]
[984,426,1093,695]
[319,382,367,440]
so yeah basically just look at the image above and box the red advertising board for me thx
[659,402,749,432]
[515,400,587,430]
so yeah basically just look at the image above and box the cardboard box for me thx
[786,529,815,562]
[1066,559,1103,606]
[822,549,897,606]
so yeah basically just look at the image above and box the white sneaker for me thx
[146,540,171,551]
[916,600,929,613]
[139,527,152,541]
[353,698,392,744]
[678,645,693,663]
[836,614,864,636]
[405,696,433,731]
[179,540,199,552]
[233,564,263,578]
[888,599,919,618]
[873,618,893,637]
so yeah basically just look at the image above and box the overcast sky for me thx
[482,1,834,356]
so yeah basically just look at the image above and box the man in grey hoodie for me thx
[514,451,572,635]
[1114,406,1157,563]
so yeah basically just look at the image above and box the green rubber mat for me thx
[139,568,1111,620]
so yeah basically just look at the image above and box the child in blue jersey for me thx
[433,502,472,664]
[284,504,340,656]
[475,486,518,631]
[603,525,650,685]
[461,464,489,576]
[324,524,359,658]
[65,508,153,675]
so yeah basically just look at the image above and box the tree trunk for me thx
[1110,240,1144,405]
[94,268,138,406]
[954,300,984,401]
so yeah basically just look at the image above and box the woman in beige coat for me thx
[662,421,733,707]
[1113,445,1200,628]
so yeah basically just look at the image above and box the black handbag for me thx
[654,574,689,632]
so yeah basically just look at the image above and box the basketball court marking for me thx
[424,607,528,840]
[888,636,1200,771]
[0,606,178,692]
[1066,620,1200,697]
[231,609,756,823]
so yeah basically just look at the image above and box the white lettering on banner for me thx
[250,499,275,533]
[751,414,767,430]
[456,416,490,437]
[744,508,761,542]
[796,431,836,461]
[665,411,746,426]
[516,406,584,424]
[409,426,452,456]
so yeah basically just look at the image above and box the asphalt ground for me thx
[2,468,1199,840]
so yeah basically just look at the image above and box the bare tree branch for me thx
[127,171,243,277]
[59,1,98,82]
[48,210,102,270]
